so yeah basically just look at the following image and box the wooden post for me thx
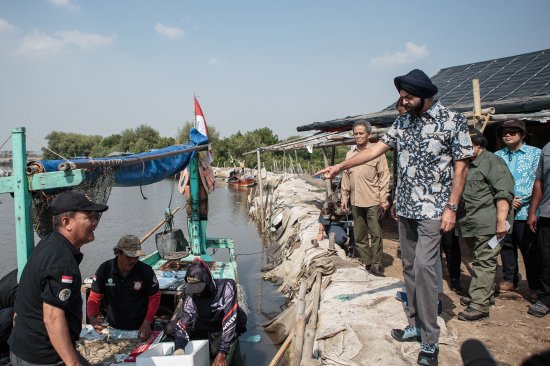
[321,147,331,197]
[12,128,34,279]
[301,272,322,366]
[473,79,481,126]
[256,148,265,231]
[292,282,308,366]
[328,232,335,252]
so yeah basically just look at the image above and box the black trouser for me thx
[441,232,461,281]
[500,220,538,288]
[535,217,550,306]
[0,307,14,354]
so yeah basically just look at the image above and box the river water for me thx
[0,179,283,365]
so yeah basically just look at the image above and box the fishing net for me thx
[31,166,116,238]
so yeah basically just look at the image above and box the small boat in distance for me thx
[226,170,256,187]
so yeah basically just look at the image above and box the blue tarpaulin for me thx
[36,129,209,187]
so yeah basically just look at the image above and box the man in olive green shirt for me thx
[456,129,514,321]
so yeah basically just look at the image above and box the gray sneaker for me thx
[418,342,439,366]
[528,301,549,318]
[391,325,421,342]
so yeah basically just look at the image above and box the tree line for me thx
[43,123,353,173]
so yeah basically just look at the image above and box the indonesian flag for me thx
[194,96,213,163]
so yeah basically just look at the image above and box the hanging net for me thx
[31,166,116,238]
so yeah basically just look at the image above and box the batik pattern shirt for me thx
[380,102,473,220]
[495,144,541,220]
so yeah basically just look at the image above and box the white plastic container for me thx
[136,340,209,366]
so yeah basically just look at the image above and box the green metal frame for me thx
[0,128,84,278]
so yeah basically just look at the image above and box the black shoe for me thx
[396,248,402,259]
[437,299,443,315]
[458,307,489,321]
[391,326,421,342]
[459,297,471,306]
[418,342,439,366]
[369,265,385,277]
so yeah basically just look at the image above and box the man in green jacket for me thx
[456,129,515,321]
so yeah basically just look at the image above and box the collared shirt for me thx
[91,258,159,330]
[10,231,83,364]
[495,143,541,220]
[456,150,514,237]
[536,142,550,218]
[380,101,473,220]
[341,145,390,208]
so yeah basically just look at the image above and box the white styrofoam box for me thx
[136,340,209,366]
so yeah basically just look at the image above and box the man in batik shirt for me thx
[317,69,473,366]
[495,119,541,295]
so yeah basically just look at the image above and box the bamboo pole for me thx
[291,282,308,366]
[328,232,335,252]
[268,329,295,366]
[301,272,322,366]
[139,207,181,244]
[473,79,482,122]
[256,148,265,231]
[321,147,331,197]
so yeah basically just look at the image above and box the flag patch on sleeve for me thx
[61,275,74,284]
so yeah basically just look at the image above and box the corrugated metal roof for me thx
[298,49,550,132]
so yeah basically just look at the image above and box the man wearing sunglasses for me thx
[495,119,541,298]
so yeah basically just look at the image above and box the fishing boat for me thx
[0,127,244,364]
[227,170,256,188]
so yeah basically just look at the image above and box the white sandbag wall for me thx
[247,174,461,366]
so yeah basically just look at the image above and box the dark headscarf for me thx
[394,69,438,98]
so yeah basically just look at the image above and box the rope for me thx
[235,249,270,256]
[26,133,72,162]
[0,135,11,150]
[138,157,148,200]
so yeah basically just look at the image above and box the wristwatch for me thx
[445,203,458,212]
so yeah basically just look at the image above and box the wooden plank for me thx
[28,169,86,191]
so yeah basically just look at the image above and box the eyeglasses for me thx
[502,130,520,136]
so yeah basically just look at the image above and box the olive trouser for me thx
[352,205,383,267]
[464,235,501,313]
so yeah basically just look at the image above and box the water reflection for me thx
[0,180,284,364]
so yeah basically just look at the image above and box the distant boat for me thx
[226,170,256,187]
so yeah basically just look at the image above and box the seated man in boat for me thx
[87,235,160,340]
[0,269,17,356]
[169,258,247,366]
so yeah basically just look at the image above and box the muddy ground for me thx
[378,217,550,366]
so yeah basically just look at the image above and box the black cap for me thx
[496,118,527,136]
[184,258,209,295]
[51,191,109,215]
[394,69,438,98]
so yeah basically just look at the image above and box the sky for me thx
[1,0,549,151]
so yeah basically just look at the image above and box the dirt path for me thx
[379,217,550,366]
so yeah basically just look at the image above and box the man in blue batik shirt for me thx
[495,119,541,297]
[317,69,473,366]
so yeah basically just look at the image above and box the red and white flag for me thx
[194,96,213,163]
[61,275,73,284]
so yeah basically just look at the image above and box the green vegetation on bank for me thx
[43,123,355,173]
